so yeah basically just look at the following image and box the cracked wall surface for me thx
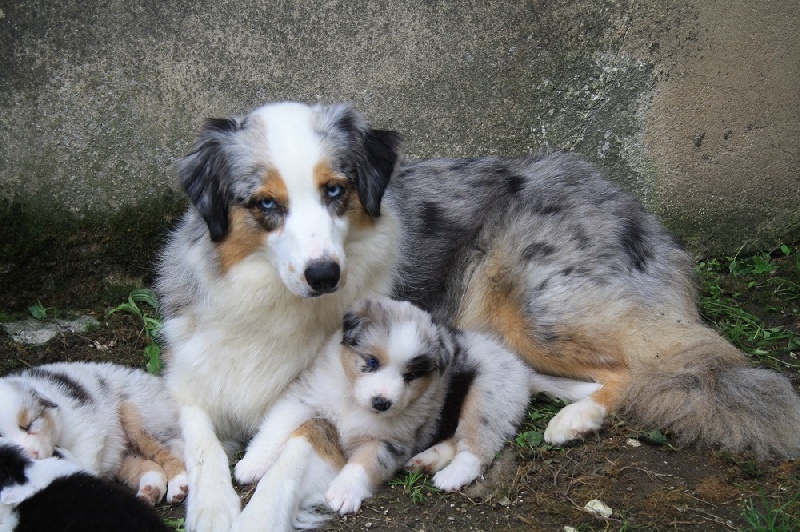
[1,0,798,304]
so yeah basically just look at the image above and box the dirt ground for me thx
[1,253,798,531]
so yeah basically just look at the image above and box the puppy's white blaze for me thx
[387,320,423,361]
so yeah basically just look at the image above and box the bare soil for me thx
[1,254,798,531]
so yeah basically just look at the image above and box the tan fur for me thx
[217,207,266,272]
[119,402,186,487]
[254,168,290,206]
[117,454,165,505]
[292,418,346,469]
[345,439,386,485]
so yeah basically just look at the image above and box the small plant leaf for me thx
[28,301,49,320]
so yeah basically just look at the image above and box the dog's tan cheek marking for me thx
[291,418,346,468]
[346,191,375,229]
[216,207,266,273]
[456,249,627,380]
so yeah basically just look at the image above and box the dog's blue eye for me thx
[258,199,276,211]
[326,184,344,199]
[365,356,379,370]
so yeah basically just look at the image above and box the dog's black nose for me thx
[372,397,392,412]
[304,260,340,293]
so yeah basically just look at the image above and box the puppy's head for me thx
[175,102,401,297]
[339,298,454,416]
[0,381,58,461]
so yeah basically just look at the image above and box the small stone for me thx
[584,499,612,518]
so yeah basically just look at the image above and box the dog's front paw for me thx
[166,471,189,504]
[405,440,456,474]
[432,451,482,492]
[186,482,241,532]
[325,464,372,515]
[543,398,606,444]
[137,470,167,506]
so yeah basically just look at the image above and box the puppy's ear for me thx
[341,299,377,346]
[33,390,57,410]
[355,128,401,218]
[175,117,241,242]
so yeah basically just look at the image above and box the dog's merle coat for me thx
[156,101,800,532]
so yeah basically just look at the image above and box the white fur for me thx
[325,464,371,515]
[0,363,185,493]
[544,397,607,444]
[432,450,482,492]
[233,435,338,532]
[163,103,400,531]
[406,441,456,474]
[0,455,83,506]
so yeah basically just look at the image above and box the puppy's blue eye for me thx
[258,199,277,211]
[326,184,344,199]
[365,356,379,370]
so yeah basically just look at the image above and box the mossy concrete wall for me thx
[1,0,798,308]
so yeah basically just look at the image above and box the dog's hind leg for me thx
[120,402,188,504]
[116,453,167,506]
[232,419,343,532]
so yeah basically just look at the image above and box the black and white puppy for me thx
[232,297,599,528]
[0,439,170,532]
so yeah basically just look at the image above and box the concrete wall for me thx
[1,0,798,307]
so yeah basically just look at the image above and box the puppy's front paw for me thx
[405,441,456,474]
[325,464,372,515]
[234,453,273,485]
[166,471,189,504]
[432,451,482,492]
[137,470,167,506]
[543,398,606,444]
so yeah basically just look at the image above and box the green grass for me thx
[741,491,800,532]
[107,288,164,374]
[389,471,440,504]
[696,243,800,369]
[514,397,565,451]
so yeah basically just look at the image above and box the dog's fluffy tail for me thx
[618,325,800,459]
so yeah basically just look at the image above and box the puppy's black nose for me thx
[372,397,392,412]
[304,260,340,293]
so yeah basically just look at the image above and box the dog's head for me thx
[338,298,454,417]
[175,102,401,297]
[0,381,58,462]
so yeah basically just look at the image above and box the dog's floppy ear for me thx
[355,128,401,218]
[175,117,241,242]
[331,106,401,218]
